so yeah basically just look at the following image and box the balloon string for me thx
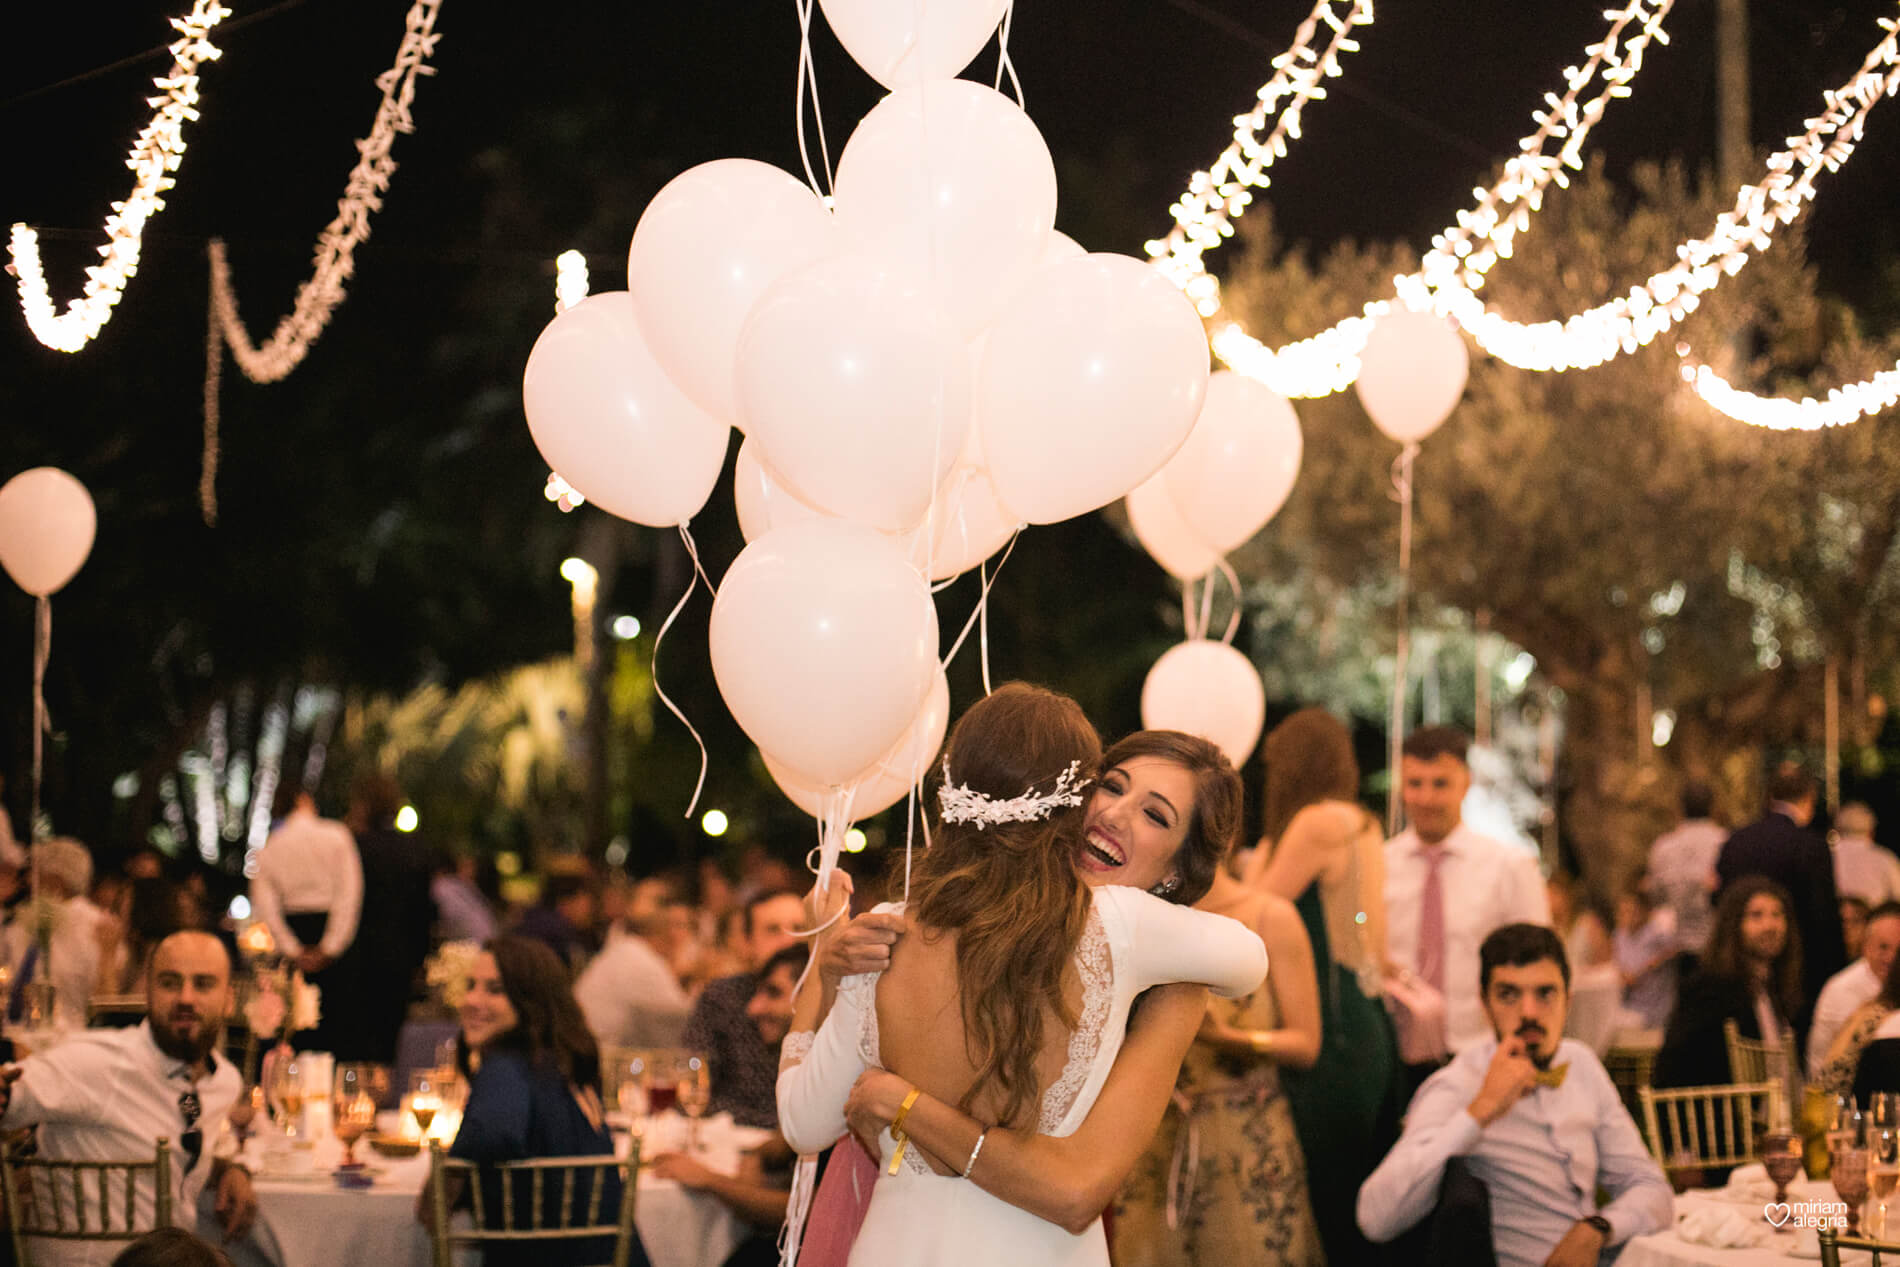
[1217,558,1243,645]
[1386,442,1420,835]
[31,596,50,845]
[679,521,718,595]
[994,1,1024,108]
[1181,579,1198,642]
[792,0,836,200]
[652,526,710,818]
[1197,566,1216,642]
[939,529,1019,671]
[978,557,994,696]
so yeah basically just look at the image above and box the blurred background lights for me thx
[611,615,641,640]
[395,804,419,832]
[844,828,867,853]
[701,809,729,837]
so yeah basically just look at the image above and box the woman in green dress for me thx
[1244,708,1405,1265]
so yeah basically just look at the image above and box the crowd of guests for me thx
[3,702,1896,1267]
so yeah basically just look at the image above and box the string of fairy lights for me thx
[544,250,590,512]
[8,0,231,352]
[1173,0,1900,430]
[9,0,1899,433]
[208,0,444,382]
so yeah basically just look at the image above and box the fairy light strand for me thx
[1145,0,1372,317]
[208,0,444,382]
[8,1,231,353]
[1191,0,1678,398]
[1678,351,1900,431]
[544,249,588,511]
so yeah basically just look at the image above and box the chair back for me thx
[1725,1018,1792,1086]
[1818,1227,1900,1265]
[1,1135,173,1266]
[426,1138,640,1267]
[1638,1081,1782,1172]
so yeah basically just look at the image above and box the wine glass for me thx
[1835,1145,1871,1237]
[1873,1127,1900,1239]
[269,1053,307,1139]
[409,1071,441,1140]
[675,1052,712,1152]
[1828,1094,1864,1162]
[1762,1131,1804,1230]
[1872,1093,1900,1134]
[616,1052,653,1146]
[333,1063,391,1167]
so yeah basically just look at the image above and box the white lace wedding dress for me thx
[776,884,1269,1266]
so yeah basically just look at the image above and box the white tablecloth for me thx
[232,1114,755,1267]
[1619,1176,1873,1267]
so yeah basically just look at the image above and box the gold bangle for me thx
[887,1087,922,1176]
[1250,1031,1274,1058]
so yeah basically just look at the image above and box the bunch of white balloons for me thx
[521,0,1213,829]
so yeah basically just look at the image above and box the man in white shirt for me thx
[0,930,258,1266]
[575,885,695,1050]
[1808,900,1900,1073]
[1646,780,1727,957]
[1833,803,1900,907]
[1358,924,1673,1267]
[1385,727,1550,1057]
[250,788,361,1049]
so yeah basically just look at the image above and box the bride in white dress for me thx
[777,683,1268,1266]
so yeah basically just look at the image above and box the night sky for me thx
[3,0,1897,848]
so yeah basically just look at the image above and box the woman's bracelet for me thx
[887,1087,922,1176]
[1248,1030,1275,1058]
[962,1128,989,1179]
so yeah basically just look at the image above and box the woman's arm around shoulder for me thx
[1104,885,1266,999]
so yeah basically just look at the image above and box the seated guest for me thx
[682,888,807,1129]
[1612,884,1677,1030]
[1549,873,1611,972]
[0,931,258,1266]
[1834,804,1900,907]
[573,886,694,1050]
[429,935,651,1267]
[1816,951,1900,1100]
[651,945,810,1267]
[1810,902,1900,1076]
[515,870,599,973]
[1653,877,1801,1089]
[1844,897,1873,964]
[4,837,115,1028]
[1357,924,1673,1267]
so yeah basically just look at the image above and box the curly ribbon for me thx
[792,0,837,201]
[201,249,223,526]
[1386,441,1420,835]
[651,524,712,818]
[938,529,1020,670]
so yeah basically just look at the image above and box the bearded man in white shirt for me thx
[1385,727,1551,1065]
[0,930,257,1266]
[1359,924,1673,1267]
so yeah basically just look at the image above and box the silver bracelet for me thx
[962,1128,989,1179]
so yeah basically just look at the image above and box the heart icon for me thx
[1764,1202,1793,1227]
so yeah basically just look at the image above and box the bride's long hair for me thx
[908,681,1102,1126]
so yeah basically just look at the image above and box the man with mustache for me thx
[1358,924,1672,1267]
[0,930,257,1265]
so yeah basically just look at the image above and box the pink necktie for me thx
[1417,845,1447,993]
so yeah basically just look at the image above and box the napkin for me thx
[1675,1204,1765,1249]
[1721,1162,1775,1203]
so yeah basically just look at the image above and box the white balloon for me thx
[903,467,1020,581]
[980,254,1210,524]
[1041,230,1085,265]
[765,669,951,818]
[710,520,939,785]
[818,0,1009,89]
[627,159,835,423]
[1140,641,1267,767]
[523,293,730,528]
[733,438,831,543]
[1124,473,1220,581]
[0,468,96,597]
[1355,308,1470,444]
[834,80,1057,336]
[1163,372,1303,552]
[737,252,970,534]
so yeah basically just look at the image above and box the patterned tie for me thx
[1532,1064,1570,1089]
[1417,845,1447,993]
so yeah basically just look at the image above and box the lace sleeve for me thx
[780,1030,816,1073]
[775,970,878,1155]
[1819,1006,1892,1098]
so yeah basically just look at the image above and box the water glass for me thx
[1837,1145,1872,1236]
[676,1052,712,1150]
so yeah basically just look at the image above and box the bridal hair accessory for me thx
[938,758,1090,829]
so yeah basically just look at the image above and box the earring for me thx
[1151,876,1180,898]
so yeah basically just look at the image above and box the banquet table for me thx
[228,1112,759,1267]
[1619,1173,1874,1267]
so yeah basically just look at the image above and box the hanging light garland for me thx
[1677,352,1900,431]
[541,248,591,511]
[1144,0,1373,317]
[1189,0,1677,398]
[8,0,231,353]
[208,0,444,382]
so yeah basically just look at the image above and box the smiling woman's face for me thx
[1076,756,1194,893]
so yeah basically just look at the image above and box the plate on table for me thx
[368,1134,422,1159]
